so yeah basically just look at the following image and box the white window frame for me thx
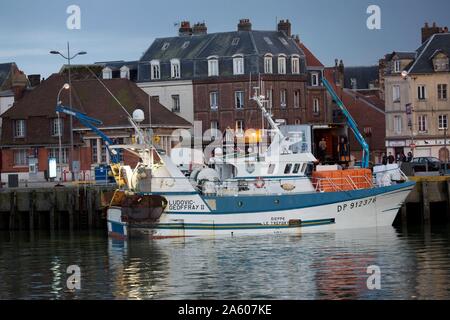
[278,55,286,74]
[120,66,130,79]
[210,91,219,110]
[394,60,401,73]
[14,119,25,138]
[393,85,401,102]
[291,55,300,74]
[311,72,319,87]
[48,147,68,164]
[235,91,245,109]
[438,114,448,130]
[102,67,112,79]
[438,84,448,100]
[418,115,428,132]
[264,54,273,74]
[233,55,244,75]
[170,59,181,79]
[13,149,28,166]
[280,89,287,108]
[418,85,427,100]
[294,90,300,108]
[208,56,219,77]
[313,98,320,114]
[150,60,160,80]
[52,118,63,137]
[394,115,402,134]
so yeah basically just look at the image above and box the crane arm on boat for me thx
[56,105,120,164]
[322,78,370,168]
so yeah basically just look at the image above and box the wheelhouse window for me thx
[278,55,286,74]
[210,91,219,110]
[52,118,63,137]
[264,54,273,74]
[171,59,181,79]
[208,57,219,77]
[233,55,244,75]
[235,91,245,109]
[268,164,276,174]
[292,163,301,174]
[150,60,160,80]
[14,119,25,138]
[291,55,300,74]
[284,164,293,174]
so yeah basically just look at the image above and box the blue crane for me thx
[56,105,120,164]
[322,78,370,168]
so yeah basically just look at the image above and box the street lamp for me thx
[56,84,70,186]
[50,43,87,181]
[402,71,415,158]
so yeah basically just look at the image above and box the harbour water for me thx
[0,225,449,300]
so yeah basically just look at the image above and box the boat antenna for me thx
[84,65,146,144]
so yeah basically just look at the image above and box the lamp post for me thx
[50,43,87,181]
[402,70,415,158]
[56,84,70,185]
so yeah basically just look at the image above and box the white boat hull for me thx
[107,181,414,239]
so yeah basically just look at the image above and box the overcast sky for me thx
[1,0,449,78]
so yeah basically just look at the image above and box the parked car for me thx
[410,157,442,174]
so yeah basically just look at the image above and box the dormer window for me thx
[393,60,401,73]
[291,55,300,74]
[120,66,130,79]
[278,55,286,74]
[150,60,160,80]
[432,52,450,72]
[208,56,219,76]
[102,67,112,79]
[264,54,273,74]
[311,72,319,86]
[233,55,244,75]
[171,59,181,79]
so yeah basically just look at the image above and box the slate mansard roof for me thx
[137,30,307,82]
[0,62,14,88]
[408,33,450,74]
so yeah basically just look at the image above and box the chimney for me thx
[27,74,41,87]
[422,21,448,43]
[237,19,252,31]
[178,21,192,36]
[11,68,28,101]
[192,22,207,35]
[277,19,292,37]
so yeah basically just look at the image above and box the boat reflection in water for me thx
[0,225,449,299]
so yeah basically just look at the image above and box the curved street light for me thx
[55,83,70,185]
[50,43,87,181]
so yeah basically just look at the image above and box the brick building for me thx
[135,18,339,143]
[325,64,386,164]
[0,72,191,183]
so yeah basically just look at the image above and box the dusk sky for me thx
[1,0,450,78]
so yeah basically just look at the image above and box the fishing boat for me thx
[101,79,415,239]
